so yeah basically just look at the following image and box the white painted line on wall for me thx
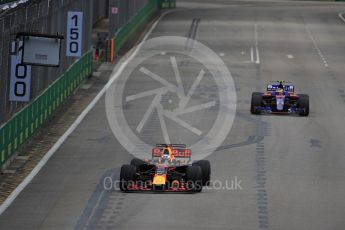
[0,11,167,216]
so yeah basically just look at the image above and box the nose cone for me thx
[153,175,167,185]
[276,97,285,111]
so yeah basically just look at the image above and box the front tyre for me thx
[192,160,211,186]
[251,92,263,114]
[298,94,309,116]
[186,166,203,193]
[120,164,136,192]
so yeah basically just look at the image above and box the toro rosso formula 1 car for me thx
[119,144,211,193]
[251,81,309,116]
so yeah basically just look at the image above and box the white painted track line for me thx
[254,24,260,64]
[305,24,329,68]
[256,47,260,64]
[251,47,254,63]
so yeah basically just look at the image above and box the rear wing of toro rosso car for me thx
[267,84,294,92]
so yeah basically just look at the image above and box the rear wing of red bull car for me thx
[152,144,192,158]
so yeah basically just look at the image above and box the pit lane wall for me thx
[0,52,92,169]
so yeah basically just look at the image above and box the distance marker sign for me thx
[9,41,31,102]
[66,11,83,57]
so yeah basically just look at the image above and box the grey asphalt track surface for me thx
[1,0,345,229]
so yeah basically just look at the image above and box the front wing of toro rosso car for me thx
[119,144,211,193]
[251,82,309,116]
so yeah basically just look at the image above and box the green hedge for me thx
[0,51,92,168]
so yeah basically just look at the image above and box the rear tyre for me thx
[130,158,146,167]
[192,160,211,186]
[120,164,136,192]
[251,92,263,114]
[298,94,309,116]
[186,166,203,192]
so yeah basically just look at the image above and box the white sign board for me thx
[22,36,62,67]
[66,11,83,57]
[10,41,31,102]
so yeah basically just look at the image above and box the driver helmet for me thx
[162,151,170,160]
[276,88,284,95]
[162,145,171,162]
[277,81,284,89]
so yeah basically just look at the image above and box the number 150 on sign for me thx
[66,11,83,57]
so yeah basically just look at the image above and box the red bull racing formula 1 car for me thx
[119,144,211,193]
[251,81,309,116]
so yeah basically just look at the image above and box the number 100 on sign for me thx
[66,11,83,57]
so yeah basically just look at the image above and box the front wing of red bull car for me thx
[119,144,211,193]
